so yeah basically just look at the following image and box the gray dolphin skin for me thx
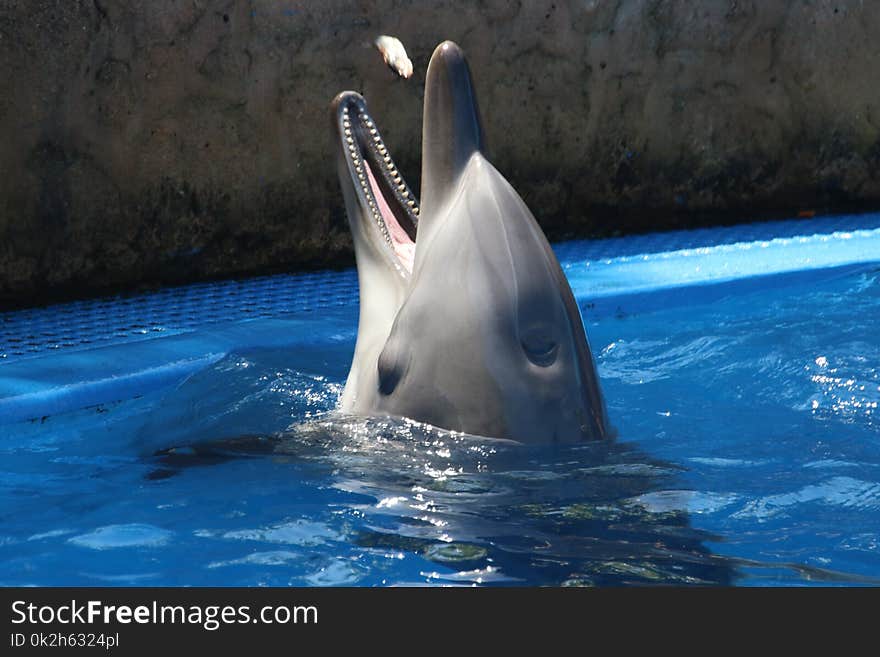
[330,41,610,443]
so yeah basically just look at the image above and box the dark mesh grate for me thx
[0,270,359,363]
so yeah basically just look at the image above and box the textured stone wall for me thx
[2,1,879,306]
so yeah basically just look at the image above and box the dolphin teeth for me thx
[341,99,417,256]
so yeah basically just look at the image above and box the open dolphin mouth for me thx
[332,93,420,274]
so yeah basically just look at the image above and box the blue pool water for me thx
[1,214,879,586]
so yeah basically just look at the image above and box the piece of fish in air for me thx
[374,35,413,79]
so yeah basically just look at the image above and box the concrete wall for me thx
[2,0,879,306]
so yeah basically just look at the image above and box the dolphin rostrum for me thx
[330,41,610,443]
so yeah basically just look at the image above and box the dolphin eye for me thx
[521,331,559,367]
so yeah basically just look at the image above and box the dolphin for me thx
[330,41,610,443]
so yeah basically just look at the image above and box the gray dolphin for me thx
[330,41,610,443]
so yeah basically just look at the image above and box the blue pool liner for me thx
[1,212,879,426]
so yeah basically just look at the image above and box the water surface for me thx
[1,261,878,586]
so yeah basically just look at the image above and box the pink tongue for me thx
[364,160,414,272]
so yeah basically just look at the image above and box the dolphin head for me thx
[332,41,610,443]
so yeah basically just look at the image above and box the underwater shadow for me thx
[148,414,738,586]
[282,416,738,586]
